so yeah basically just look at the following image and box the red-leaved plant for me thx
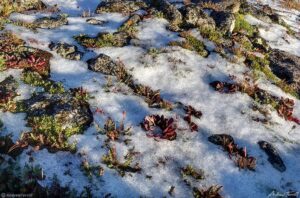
[141,115,177,140]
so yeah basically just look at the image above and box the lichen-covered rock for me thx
[87,54,119,75]
[151,0,182,30]
[210,11,235,34]
[0,0,46,16]
[22,91,93,152]
[258,141,286,172]
[240,3,282,24]
[86,18,107,25]
[35,14,68,29]
[49,42,83,60]
[195,0,240,13]
[24,92,93,129]
[0,76,18,106]
[269,49,300,94]
[75,31,131,48]
[179,5,215,29]
[95,0,147,14]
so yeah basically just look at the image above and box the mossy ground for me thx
[234,14,256,37]
[169,32,209,57]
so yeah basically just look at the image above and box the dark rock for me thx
[179,5,215,29]
[208,134,234,146]
[0,76,18,105]
[24,92,93,132]
[269,49,300,93]
[87,54,119,75]
[49,42,83,60]
[210,11,235,34]
[151,0,183,30]
[258,141,286,172]
[95,0,147,14]
[35,14,68,29]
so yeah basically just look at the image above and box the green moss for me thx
[198,26,223,45]
[169,33,208,57]
[234,14,256,37]
[279,20,296,36]
[22,71,65,94]
[0,55,5,71]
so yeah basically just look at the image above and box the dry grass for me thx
[281,0,300,10]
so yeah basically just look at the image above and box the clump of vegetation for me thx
[102,146,141,177]
[80,159,104,178]
[181,165,205,183]
[23,115,79,152]
[210,80,300,124]
[0,32,52,76]
[199,27,223,45]
[234,14,256,37]
[22,70,65,94]
[169,32,208,57]
[96,112,131,141]
[141,114,177,140]
[0,159,75,196]
[208,134,256,170]
[193,185,223,198]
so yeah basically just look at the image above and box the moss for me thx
[169,33,208,57]
[234,14,256,37]
[0,55,5,71]
[22,71,65,94]
[198,26,223,45]
[278,20,296,36]
[246,55,299,98]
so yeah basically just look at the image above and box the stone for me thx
[86,18,107,25]
[258,141,286,172]
[49,42,83,60]
[269,49,300,94]
[24,92,93,132]
[87,54,119,75]
[95,0,147,14]
[240,2,282,24]
[210,10,235,34]
[151,0,183,29]
[179,5,215,29]
[35,14,68,29]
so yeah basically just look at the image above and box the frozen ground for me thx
[1,0,300,197]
